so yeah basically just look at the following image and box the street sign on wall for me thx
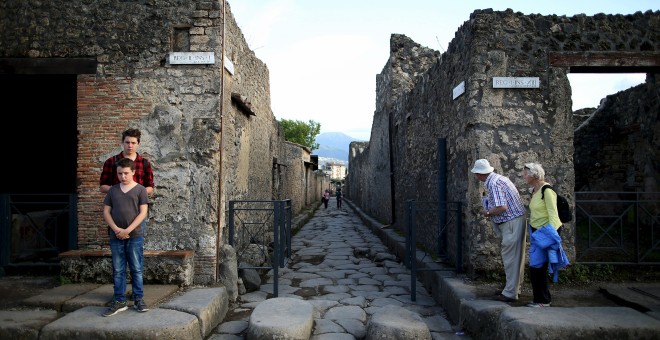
[492,77,540,88]
[168,52,215,65]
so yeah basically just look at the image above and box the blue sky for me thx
[229,1,656,141]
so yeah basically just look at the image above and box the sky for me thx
[229,1,656,141]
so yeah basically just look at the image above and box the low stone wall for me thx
[59,250,194,286]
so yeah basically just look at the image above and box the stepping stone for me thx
[366,305,431,340]
[247,297,313,340]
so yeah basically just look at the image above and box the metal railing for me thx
[405,199,463,301]
[0,193,77,269]
[575,191,660,264]
[228,199,292,297]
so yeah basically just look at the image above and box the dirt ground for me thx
[468,280,621,307]
[467,265,660,308]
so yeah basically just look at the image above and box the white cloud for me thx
[230,1,656,141]
[568,74,646,111]
[229,0,296,51]
[267,34,380,138]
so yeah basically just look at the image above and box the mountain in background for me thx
[314,132,366,162]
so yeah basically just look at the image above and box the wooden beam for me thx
[548,51,660,73]
[0,58,97,74]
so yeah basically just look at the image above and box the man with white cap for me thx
[471,159,526,302]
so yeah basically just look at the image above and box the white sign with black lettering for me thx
[492,77,540,88]
[169,52,215,65]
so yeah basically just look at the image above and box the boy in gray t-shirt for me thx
[102,158,149,316]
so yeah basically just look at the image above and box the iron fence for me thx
[405,199,463,301]
[228,199,292,297]
[575,191,660,264]
[0,193,76,270]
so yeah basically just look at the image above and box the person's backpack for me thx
[541,185,573,223]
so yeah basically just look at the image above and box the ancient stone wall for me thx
[346,35,440,225]
[0,0,325,284]
[349,9,658,276]
[283,142,313,215]
[346,142,369,212]
[575,75,659,192]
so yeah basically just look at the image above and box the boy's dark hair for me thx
[122,128,141,143]
[116,157,135,170]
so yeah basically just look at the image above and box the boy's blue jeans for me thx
[109,236,144,302]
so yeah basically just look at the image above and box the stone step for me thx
[0,284,228,340]
[366,305,432,340]
[247,297,314,339]
[246,297,432,340]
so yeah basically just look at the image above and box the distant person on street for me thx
[100,128,154,235]
[471,159,526,303]
[102,158,150,316]
[522,162,569,308]
[323,189,330,209]
[336,187,342,208]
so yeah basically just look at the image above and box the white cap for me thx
[471,159,494,174]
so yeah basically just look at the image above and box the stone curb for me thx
[0,285,227,340]
[160,287,229,337]
[40,306,203,340]
[344,198,660,339]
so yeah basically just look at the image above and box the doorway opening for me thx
[0,74,78,275]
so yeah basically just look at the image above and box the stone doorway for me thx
[0,73,78,274]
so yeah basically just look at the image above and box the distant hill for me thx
[314,132,365,162]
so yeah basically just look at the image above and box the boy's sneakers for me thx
[526,302,551,308]
[103,300,128,317]
[134,299,149,312]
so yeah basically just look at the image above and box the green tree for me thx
[279,119,321,151]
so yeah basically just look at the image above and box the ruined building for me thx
[0,2,657,286]
[347,9,659,277]
[0,1,328,284]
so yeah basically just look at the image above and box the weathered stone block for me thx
[59,250,194,286]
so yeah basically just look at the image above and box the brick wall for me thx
[77,76,153,249]
[0,0,327,284]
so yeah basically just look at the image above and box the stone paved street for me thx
[209,197,467,339]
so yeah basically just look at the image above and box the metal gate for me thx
[228,199,292,297]
[0,193,76,273]
[575,191,660,264]
[405,199,463,301]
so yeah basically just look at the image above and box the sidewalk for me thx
[342,198,660,339]
[1,197,660,339]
